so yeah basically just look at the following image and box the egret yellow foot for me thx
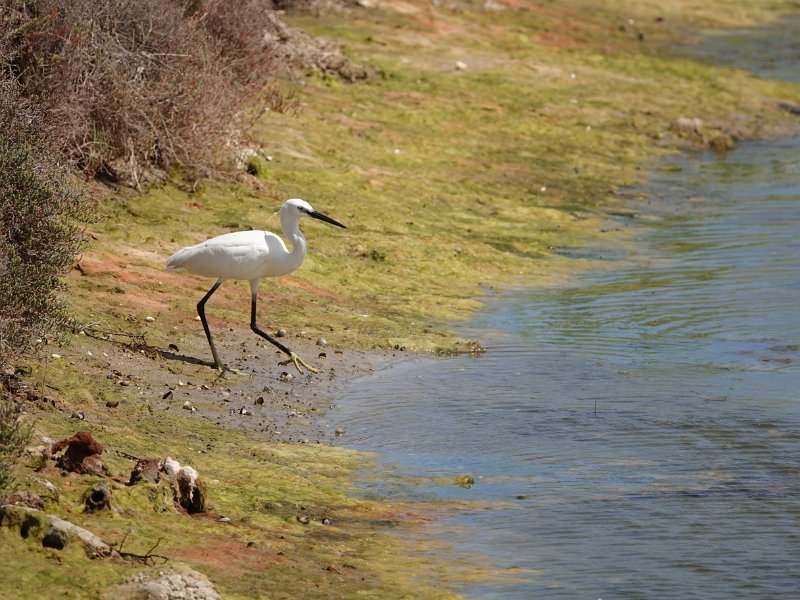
[215,366,249,379]
[279,352,319,374]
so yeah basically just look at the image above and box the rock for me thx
[24,444,52,461]
[102,565,223,600]
[51,431,107,475]
[106,400,120,408]
[709,133,735,153]
[778,100,800,115]
[316,337,328,347]
[47,514,113,557]
[129,458,162,485]
[42,523,70,549]
[145,316,156,322]
[334,428,346,437]
[162,458,206,514]
[83,482,112,513]
[0,504,113,558]
[279,371,293,383]
[671,116,704,140]
[27,475,58,494]
[276,329,287,338]
[7,489,45,510]
[455,475,475,489]
[455,60,467,70]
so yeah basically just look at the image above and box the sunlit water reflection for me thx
[331,138,800,598]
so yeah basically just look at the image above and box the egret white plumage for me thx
[166,198,346,374]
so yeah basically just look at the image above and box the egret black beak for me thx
[309,210,346,229]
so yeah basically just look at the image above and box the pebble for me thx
[219,517,231,524]
[71,411,85,420]
[334,428,346,437]
[145,316,155,322]
[316,337,328,347]
[182,401,196,412]
[296,515,310,525]
[279,371,294,383]
[239,407,253,416]
[105,400,120,408]
[455,60,467,70]
[321,518,332,526]
[276,329,287,338]
[254,396,265,406]
[51,354,62,359]
[162,390,173,400]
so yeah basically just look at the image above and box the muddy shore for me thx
[56,320,402,446]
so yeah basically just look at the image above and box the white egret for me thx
[166,198,346,374]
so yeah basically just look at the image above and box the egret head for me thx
[281,198,346,228]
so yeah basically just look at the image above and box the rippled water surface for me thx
[332,138,800,598]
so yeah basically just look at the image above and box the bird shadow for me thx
[158,350,214,369]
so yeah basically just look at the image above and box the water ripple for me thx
[333,140,800,598]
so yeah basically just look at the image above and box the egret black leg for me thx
[197,279,223,370]
[249,290,293,355]
[249,284,319,374]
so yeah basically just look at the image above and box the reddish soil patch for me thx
[171,539,291,576]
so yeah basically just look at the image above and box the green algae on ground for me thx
[68,0,799,355]
[6,386,465,599]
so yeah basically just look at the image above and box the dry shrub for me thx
[2,1,278,185]
[0,73,92,364]
[1,0,369,186]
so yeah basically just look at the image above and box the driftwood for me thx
[114,530,168,566]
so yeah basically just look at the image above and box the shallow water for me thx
[331,137,800,598]
[680,16,800,84]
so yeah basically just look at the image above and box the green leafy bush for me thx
[0,392,32,502]
[0,77,92,363]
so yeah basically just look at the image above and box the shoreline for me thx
[4,1,800,597]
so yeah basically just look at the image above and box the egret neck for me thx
[280,205,308,274]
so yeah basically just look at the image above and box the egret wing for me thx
[167,230,287,280]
